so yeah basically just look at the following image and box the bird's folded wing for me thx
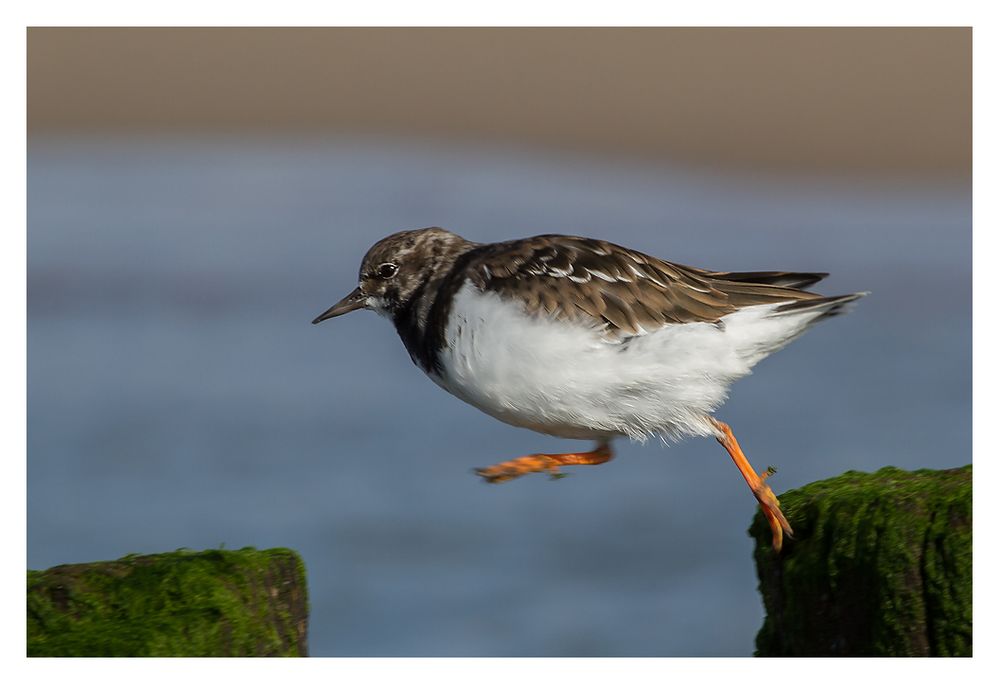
[465,235,821,340]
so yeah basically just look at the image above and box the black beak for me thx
[312,287,366,324]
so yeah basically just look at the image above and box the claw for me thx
[475,466,516,484]
[753,482,793,552]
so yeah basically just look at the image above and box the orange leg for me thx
[710,418,793,553]
[475,442,614,483]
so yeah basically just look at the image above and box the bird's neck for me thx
[392,241,480,373]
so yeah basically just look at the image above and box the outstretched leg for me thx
[710,418,793,552]
[475,442,614,484]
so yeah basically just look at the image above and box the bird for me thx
[312,227,866,552]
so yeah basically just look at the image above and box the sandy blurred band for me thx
[27,27,970,176]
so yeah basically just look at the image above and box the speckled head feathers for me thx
[355,227,473,317]
[311,227,475,325]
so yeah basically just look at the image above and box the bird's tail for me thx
[724,291,868,369]
[768,291,869,324]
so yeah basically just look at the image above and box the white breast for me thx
[428,282,810,442]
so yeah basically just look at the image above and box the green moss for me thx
[752,465,971,656]
[27,547,309,657]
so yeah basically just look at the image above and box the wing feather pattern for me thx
[463,235,824,340]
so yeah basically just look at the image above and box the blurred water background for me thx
[26,28,970,656]
[27,134,970,656]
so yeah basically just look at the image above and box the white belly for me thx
[428,283,789,441]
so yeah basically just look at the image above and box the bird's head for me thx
[312,227,472,323]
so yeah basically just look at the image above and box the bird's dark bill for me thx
[312,287,366,324]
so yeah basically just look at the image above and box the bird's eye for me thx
[377,263,399,279]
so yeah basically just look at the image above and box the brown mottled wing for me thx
[464,235,822,340]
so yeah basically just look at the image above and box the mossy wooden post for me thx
[27,547,309,657]
[751,465,971,656]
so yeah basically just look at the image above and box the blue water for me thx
[27,136,971,656]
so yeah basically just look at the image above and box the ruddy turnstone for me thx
[313,227,866,552]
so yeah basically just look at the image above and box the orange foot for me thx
[711,419,794,553]
[475,443,613,484]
